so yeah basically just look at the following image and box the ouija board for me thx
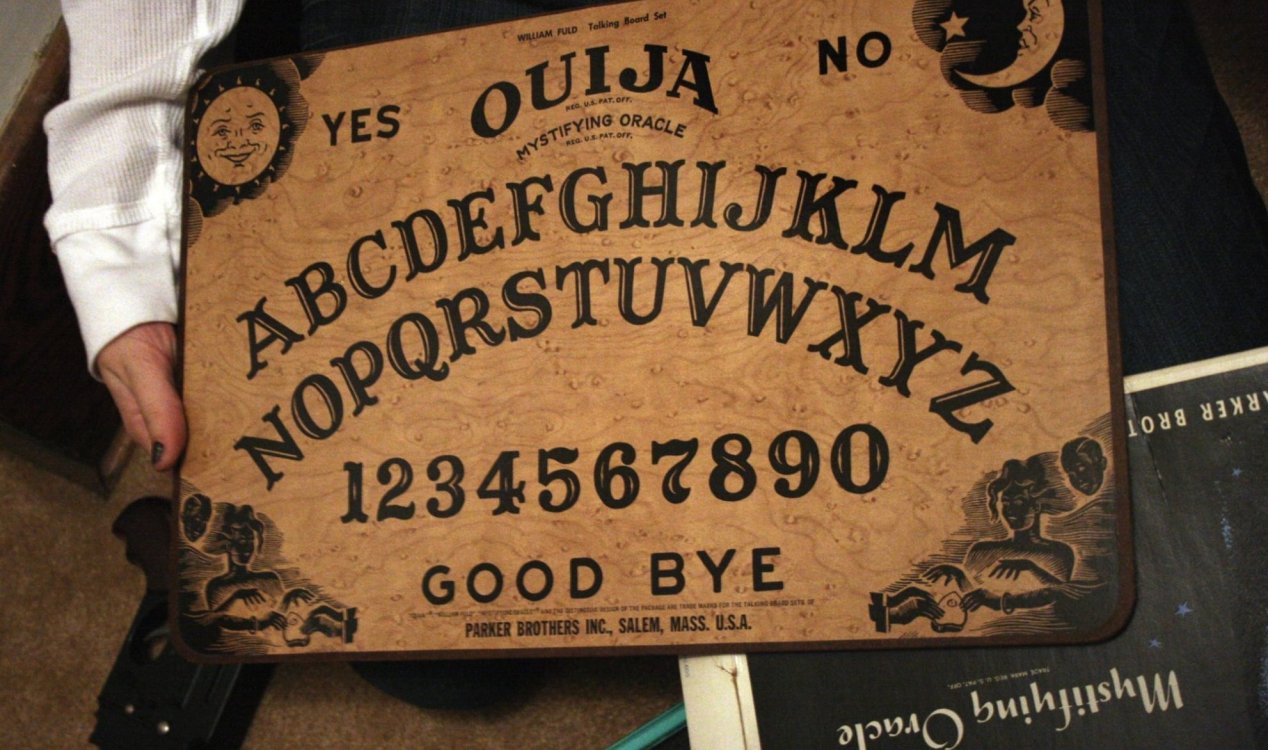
[176,0,1131,660]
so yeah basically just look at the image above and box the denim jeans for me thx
[1102,0,1268,373]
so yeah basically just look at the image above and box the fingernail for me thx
[151,442,165,466]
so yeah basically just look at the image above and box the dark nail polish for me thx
[152,442,165,466]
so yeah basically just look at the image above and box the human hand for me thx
[260,612,288,630]
[888,586,944,625]
[924,564,969,590]
[990,558,1060,584]
[96,322,185,471]
[246,612,287,634]
[232,588,267,607]
[282,588,316,609]
[961,589,1002,612]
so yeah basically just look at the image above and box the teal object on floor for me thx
[607,702,687,750]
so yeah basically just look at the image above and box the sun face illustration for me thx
[187,63,309,218]
[196,86,282,186]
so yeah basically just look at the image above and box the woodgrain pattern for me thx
[177,0,1128,659]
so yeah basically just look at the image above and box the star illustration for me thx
[940,12,970,41]
[1176,602,1193,617]
[1148,638,1163,649]
[1232,467,1242,478]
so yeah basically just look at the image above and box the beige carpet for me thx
[1,1,1262,748]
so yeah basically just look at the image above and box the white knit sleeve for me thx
[44,0,244,370]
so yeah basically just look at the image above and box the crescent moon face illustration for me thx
[959,0,1065,88]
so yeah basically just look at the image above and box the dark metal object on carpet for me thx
[90,497,273,750]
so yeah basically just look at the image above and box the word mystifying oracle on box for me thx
[176,0,1130,660]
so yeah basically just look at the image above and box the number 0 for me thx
[830,424,888,494]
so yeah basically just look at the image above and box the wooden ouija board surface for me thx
[176,0,1130,660]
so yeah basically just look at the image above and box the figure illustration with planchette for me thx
[870,436,1110,634]
[180,498,356,651]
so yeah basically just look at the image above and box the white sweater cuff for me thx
[53,216,180,373]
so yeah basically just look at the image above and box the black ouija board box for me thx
[175,0,1130,660]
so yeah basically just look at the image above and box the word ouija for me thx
[471,43,715,137]
[233,161,1019,489]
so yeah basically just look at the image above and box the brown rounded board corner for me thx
[175,0,1132,661]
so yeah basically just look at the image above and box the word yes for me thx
[322,105,402,145]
